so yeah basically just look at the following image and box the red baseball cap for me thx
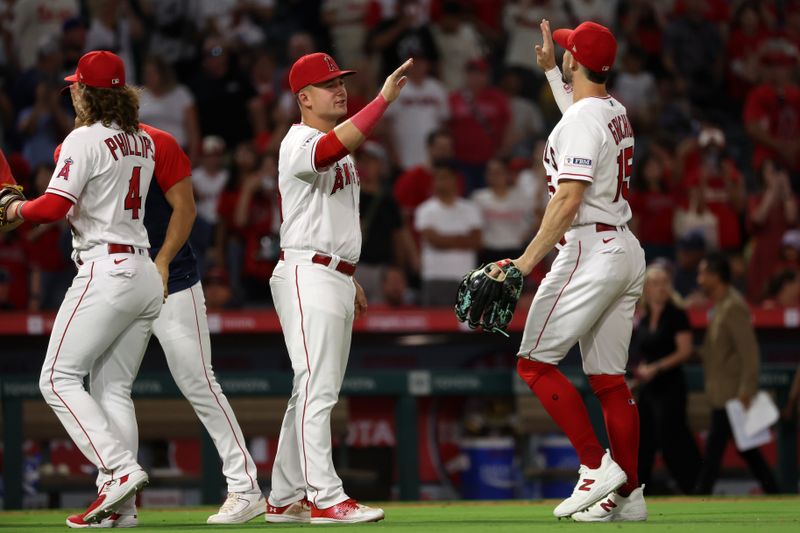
[64,50,126,88]
[553,21,617,74]
[289,52,355,94]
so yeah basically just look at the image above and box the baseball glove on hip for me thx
[454,260,524,336]
[0,184,25,233]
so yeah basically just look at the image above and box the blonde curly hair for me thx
[72,84,141,135]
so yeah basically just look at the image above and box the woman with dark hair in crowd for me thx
[633,263,702,493]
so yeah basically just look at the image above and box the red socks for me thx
[589,374,639,496]
[517,358,605,469]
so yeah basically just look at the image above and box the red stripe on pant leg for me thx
[528,241,582,355]
[48,263,111,474]
[189,285,256,491]
[295,266,321,506]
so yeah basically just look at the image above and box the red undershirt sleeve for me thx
[314,132,348,169]
[313,94,389,169]
[19,193,73,224]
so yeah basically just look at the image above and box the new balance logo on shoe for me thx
[600,498,618,512]
[553,452,627,518]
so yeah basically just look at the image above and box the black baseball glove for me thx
[454,260,524,336]
[0,184,25,233]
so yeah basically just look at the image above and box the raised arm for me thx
[536,19,573,114]
[314,59,413,169]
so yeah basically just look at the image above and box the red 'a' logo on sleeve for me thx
[57,158,73,180]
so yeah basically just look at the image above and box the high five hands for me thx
[535,19,557,71]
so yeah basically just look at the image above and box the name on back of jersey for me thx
[607,113,634,145]
[103,132,155,161]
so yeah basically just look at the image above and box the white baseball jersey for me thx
[543,95,634,227]
[47,123,156,251]
[278,123,361,262]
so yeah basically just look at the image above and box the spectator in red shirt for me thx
[726,2,773,104]
[629,149,677,261]
[216,144,276,305]
[448,57,511,192]
[681,126,746,251]
[393,128,460,228]
[23,163,73,311]
[743,38,800,179]
[746,159,798,302]
[617,0,665,73]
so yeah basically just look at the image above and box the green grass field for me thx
[1,498,799,532]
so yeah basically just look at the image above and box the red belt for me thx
[278,250,357,277]
[559,223,622,246]
[107,244,136,254]
[77,243,140,265]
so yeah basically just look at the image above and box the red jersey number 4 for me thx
[124,166,142,219]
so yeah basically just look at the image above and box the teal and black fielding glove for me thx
[454,260,524,336]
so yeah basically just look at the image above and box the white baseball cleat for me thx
[207,491,266,524]
[265,497,311,523]
[310,498,385,524]
[553,450,627,518]
[83,470,149,524]
[66,511,138,528]
[571,485,647,522]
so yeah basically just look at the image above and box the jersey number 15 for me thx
[614,146,633,203]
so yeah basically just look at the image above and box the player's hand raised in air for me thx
[380,58,414,103]
[535,19,557,71]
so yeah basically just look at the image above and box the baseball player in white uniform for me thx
[6,51,161,526]
[69,122,263,527]
[490,21,647,522]
[264,52,412,524]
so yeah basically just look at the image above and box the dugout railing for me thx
[1,365,797,510]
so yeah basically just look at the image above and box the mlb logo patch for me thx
[565,156,592,168]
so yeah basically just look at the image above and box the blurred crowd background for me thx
[0,0,799,313]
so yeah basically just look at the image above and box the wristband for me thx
[350,94,389,137]
[14,200,25,221]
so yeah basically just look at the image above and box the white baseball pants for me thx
[39,247,162,481]
[93,282,259,495]
[518,225,646,375]
[268,251,355,509]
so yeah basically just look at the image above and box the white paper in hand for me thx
[725,393,775,452]
[743,392,780,436]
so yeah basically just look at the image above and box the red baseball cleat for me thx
[82,470,148,524]
[310,498,384,524]
[66,511,138,528]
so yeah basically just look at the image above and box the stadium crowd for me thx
[0,0,799,311]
